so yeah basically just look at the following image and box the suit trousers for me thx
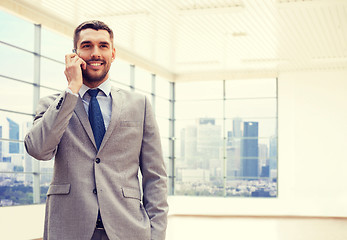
[91,228,109,240]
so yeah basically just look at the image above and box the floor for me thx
[166,215,347,240]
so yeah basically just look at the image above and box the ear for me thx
[111,48,116,62]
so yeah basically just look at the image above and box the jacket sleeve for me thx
[139,96,169,240]
[24,91,78,160]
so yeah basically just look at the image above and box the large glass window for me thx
[0,77,34,114]
[41,27,72,61]
[134,67,153,93]
[40,58,66,90]
[0,44,34,83]
[0,9,277,207]
[109,58,132,89]
[0,173,34,206]
[155,76,171,99]
[174,79,278,197]
[0,11,34,51]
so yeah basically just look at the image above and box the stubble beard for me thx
[82,67,109,84]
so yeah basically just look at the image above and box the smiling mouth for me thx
[87,60,105,67]
[90,63,102,66]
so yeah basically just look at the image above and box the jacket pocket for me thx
[122,187,141,200]
[47,183,71,196]
[120,121,141,127]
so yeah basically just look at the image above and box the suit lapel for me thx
[74,96,97,149]
[99,86,123,151]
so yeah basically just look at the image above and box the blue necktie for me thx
[88,89,106,150]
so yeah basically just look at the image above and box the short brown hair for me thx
[73,20,114,49]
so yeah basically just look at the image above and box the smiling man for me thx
[24,20,168,240]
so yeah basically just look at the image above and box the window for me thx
[109,58,132,90]
[134,67,153,94]
[174,79,278,197]
[0,9,277,207]
[0,45,34,83]
[0,11,34,51]
[41,27,72,61]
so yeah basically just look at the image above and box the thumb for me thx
[81,59,87,70]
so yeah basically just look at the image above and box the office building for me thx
[242,121,259,178]
[7,118,19,154]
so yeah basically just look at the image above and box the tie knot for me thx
[88,89,99,98]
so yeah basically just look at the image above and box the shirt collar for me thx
[79,79,112,98]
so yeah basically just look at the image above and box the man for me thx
[25,20,168,240]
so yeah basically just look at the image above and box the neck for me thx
[83,78,108,89]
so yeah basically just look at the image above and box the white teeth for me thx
[90,63,101,66]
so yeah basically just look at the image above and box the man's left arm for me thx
[140,96,169,240]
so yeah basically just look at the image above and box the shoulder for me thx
[111,87,154,114]
[39,93,61,105]
[40,93,61,102]
[112,86,148,102]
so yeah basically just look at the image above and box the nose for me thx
[91,46,101,59]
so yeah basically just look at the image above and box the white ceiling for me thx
[1,0,347,81]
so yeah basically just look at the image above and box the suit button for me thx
[93,189,97,194]
[95,158,100,164]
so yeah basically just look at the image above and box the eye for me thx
[100,44,109,48]
[81,44,91,48]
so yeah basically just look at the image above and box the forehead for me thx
[77,28,112,45]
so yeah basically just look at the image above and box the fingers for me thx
[77,58,87,70]
[64,53,84,93]
[65,53,79,64]
[65,53,87,70]
[65,53,77,64]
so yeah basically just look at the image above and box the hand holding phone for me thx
[64,50,87,94]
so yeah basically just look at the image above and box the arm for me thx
[24,91,78,160]
[24,53,86,160]
[140,97,169,240]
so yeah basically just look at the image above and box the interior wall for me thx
[277,69,347,216]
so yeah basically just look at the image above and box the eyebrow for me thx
[99,41,110,46]
[80,40,92,45]
[80,40,110,46]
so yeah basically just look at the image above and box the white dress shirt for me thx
[78,80,113,130]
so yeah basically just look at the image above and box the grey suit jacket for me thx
[25,87,168,240]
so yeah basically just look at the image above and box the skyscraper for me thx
[23,121,33,185]
[242,121,259,178]
[233,117,242,138]
[269,135,278,180]
[269,135,277,170]
[258,144,268,175]
[181,125,198,168]
[0,125,3,160]
[226,132,241,177]
[197,118,221,174]
[7,118,19,154]
[226,117,243,177]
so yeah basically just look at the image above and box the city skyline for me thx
[176,116,277,197]
[0,113,278,205]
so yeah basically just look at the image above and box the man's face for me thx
[76,29,115,84]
